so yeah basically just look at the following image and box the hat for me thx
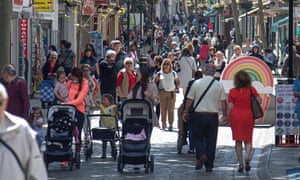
[110,40,121,45]
[171,41,177,45]
[124,57,134,65]
[105,50,116,57]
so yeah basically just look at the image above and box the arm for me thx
[182,98,193,122]
[221,99,229,124]
[19,80,30,121]
[67,80,89,106]
[95,62,100,78]
[116,72,124,97]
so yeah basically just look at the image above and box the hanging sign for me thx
[19,18,28,58]
[34,0,54,12]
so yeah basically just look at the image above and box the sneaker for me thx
[187,150,195,154]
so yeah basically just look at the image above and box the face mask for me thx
[72,80,79,83]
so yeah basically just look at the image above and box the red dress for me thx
[228,87,259,142]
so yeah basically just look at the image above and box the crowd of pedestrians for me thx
[1,20,296,177]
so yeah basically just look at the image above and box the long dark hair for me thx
[132,66,150,99]
[70,67,84,99]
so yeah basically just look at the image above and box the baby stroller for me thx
[177,103,188,154]
[117,99,154,173]
[43,105,80,171]
[86,113,120,160]
[40,79,55,108]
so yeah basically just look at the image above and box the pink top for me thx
[66,79,89,113]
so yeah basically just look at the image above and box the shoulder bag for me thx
[0,138,27,179]
[250,87,263,119]
[186,58,196,78]
[189,78,215,119]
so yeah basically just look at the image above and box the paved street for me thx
[46,126,274,180]
[31,90,283,180]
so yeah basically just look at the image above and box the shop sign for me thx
[297,25,300,35]
[34,0,54,12]
[275,84,298,136]
[19,18,28,58]
[83,0,95,15]
[13,0,23,12]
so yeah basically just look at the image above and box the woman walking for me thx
[227,70,261,173]
[153,59,180,131]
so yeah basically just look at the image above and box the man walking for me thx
[0,64,30,121]
[183,64,227,172]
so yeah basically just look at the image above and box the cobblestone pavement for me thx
[32,89,298,180]
[46,125,274,180]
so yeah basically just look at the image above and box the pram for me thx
[43,105,80,171]
[40,79,55,108]
[177,103,188,154]
[117,99,154,173]
[86,113,120,160]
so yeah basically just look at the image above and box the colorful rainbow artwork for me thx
[221,56,274,122]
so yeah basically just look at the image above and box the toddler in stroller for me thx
[117,99,154,173]
[43,105,80,171]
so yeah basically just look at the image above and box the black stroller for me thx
[117,99,154,173]
[86,113,120,160]
[43,105,80,171]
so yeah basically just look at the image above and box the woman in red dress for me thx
[227,70,262,173]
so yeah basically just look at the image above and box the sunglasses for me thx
[163,63,170,66]
[126,62,133,64]
[83,67,90,72]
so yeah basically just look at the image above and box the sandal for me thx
[245,159,251,172]
[238,164,244,173]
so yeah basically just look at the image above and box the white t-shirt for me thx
[157,71,178,92]
[187,76,226,112]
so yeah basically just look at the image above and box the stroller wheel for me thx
[177,138,182,154]
[150,155,154,172]
[75,152,80,169]
[68,161,73,171]
[117,156,123,173]
[112,147,117,160]
[145,162,149,174]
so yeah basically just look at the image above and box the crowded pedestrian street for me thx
[33,91,297,180]
[1,1,300,180]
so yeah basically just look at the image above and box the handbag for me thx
[189,79,215,119]
[250,88,263,119]
[186,58,196,78]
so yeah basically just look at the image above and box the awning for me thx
[224,8,259,22]
[239,8,259,18]
[273,16,289,26]
[271,16,289,32]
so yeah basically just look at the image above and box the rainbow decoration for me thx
[221,56,274,122]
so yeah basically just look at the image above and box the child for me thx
[29,106,45,147]
[54,71,69,103]
[97,94,117,158]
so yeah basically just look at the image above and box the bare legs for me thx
[235,141,253,172]
[235,141,243,167]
